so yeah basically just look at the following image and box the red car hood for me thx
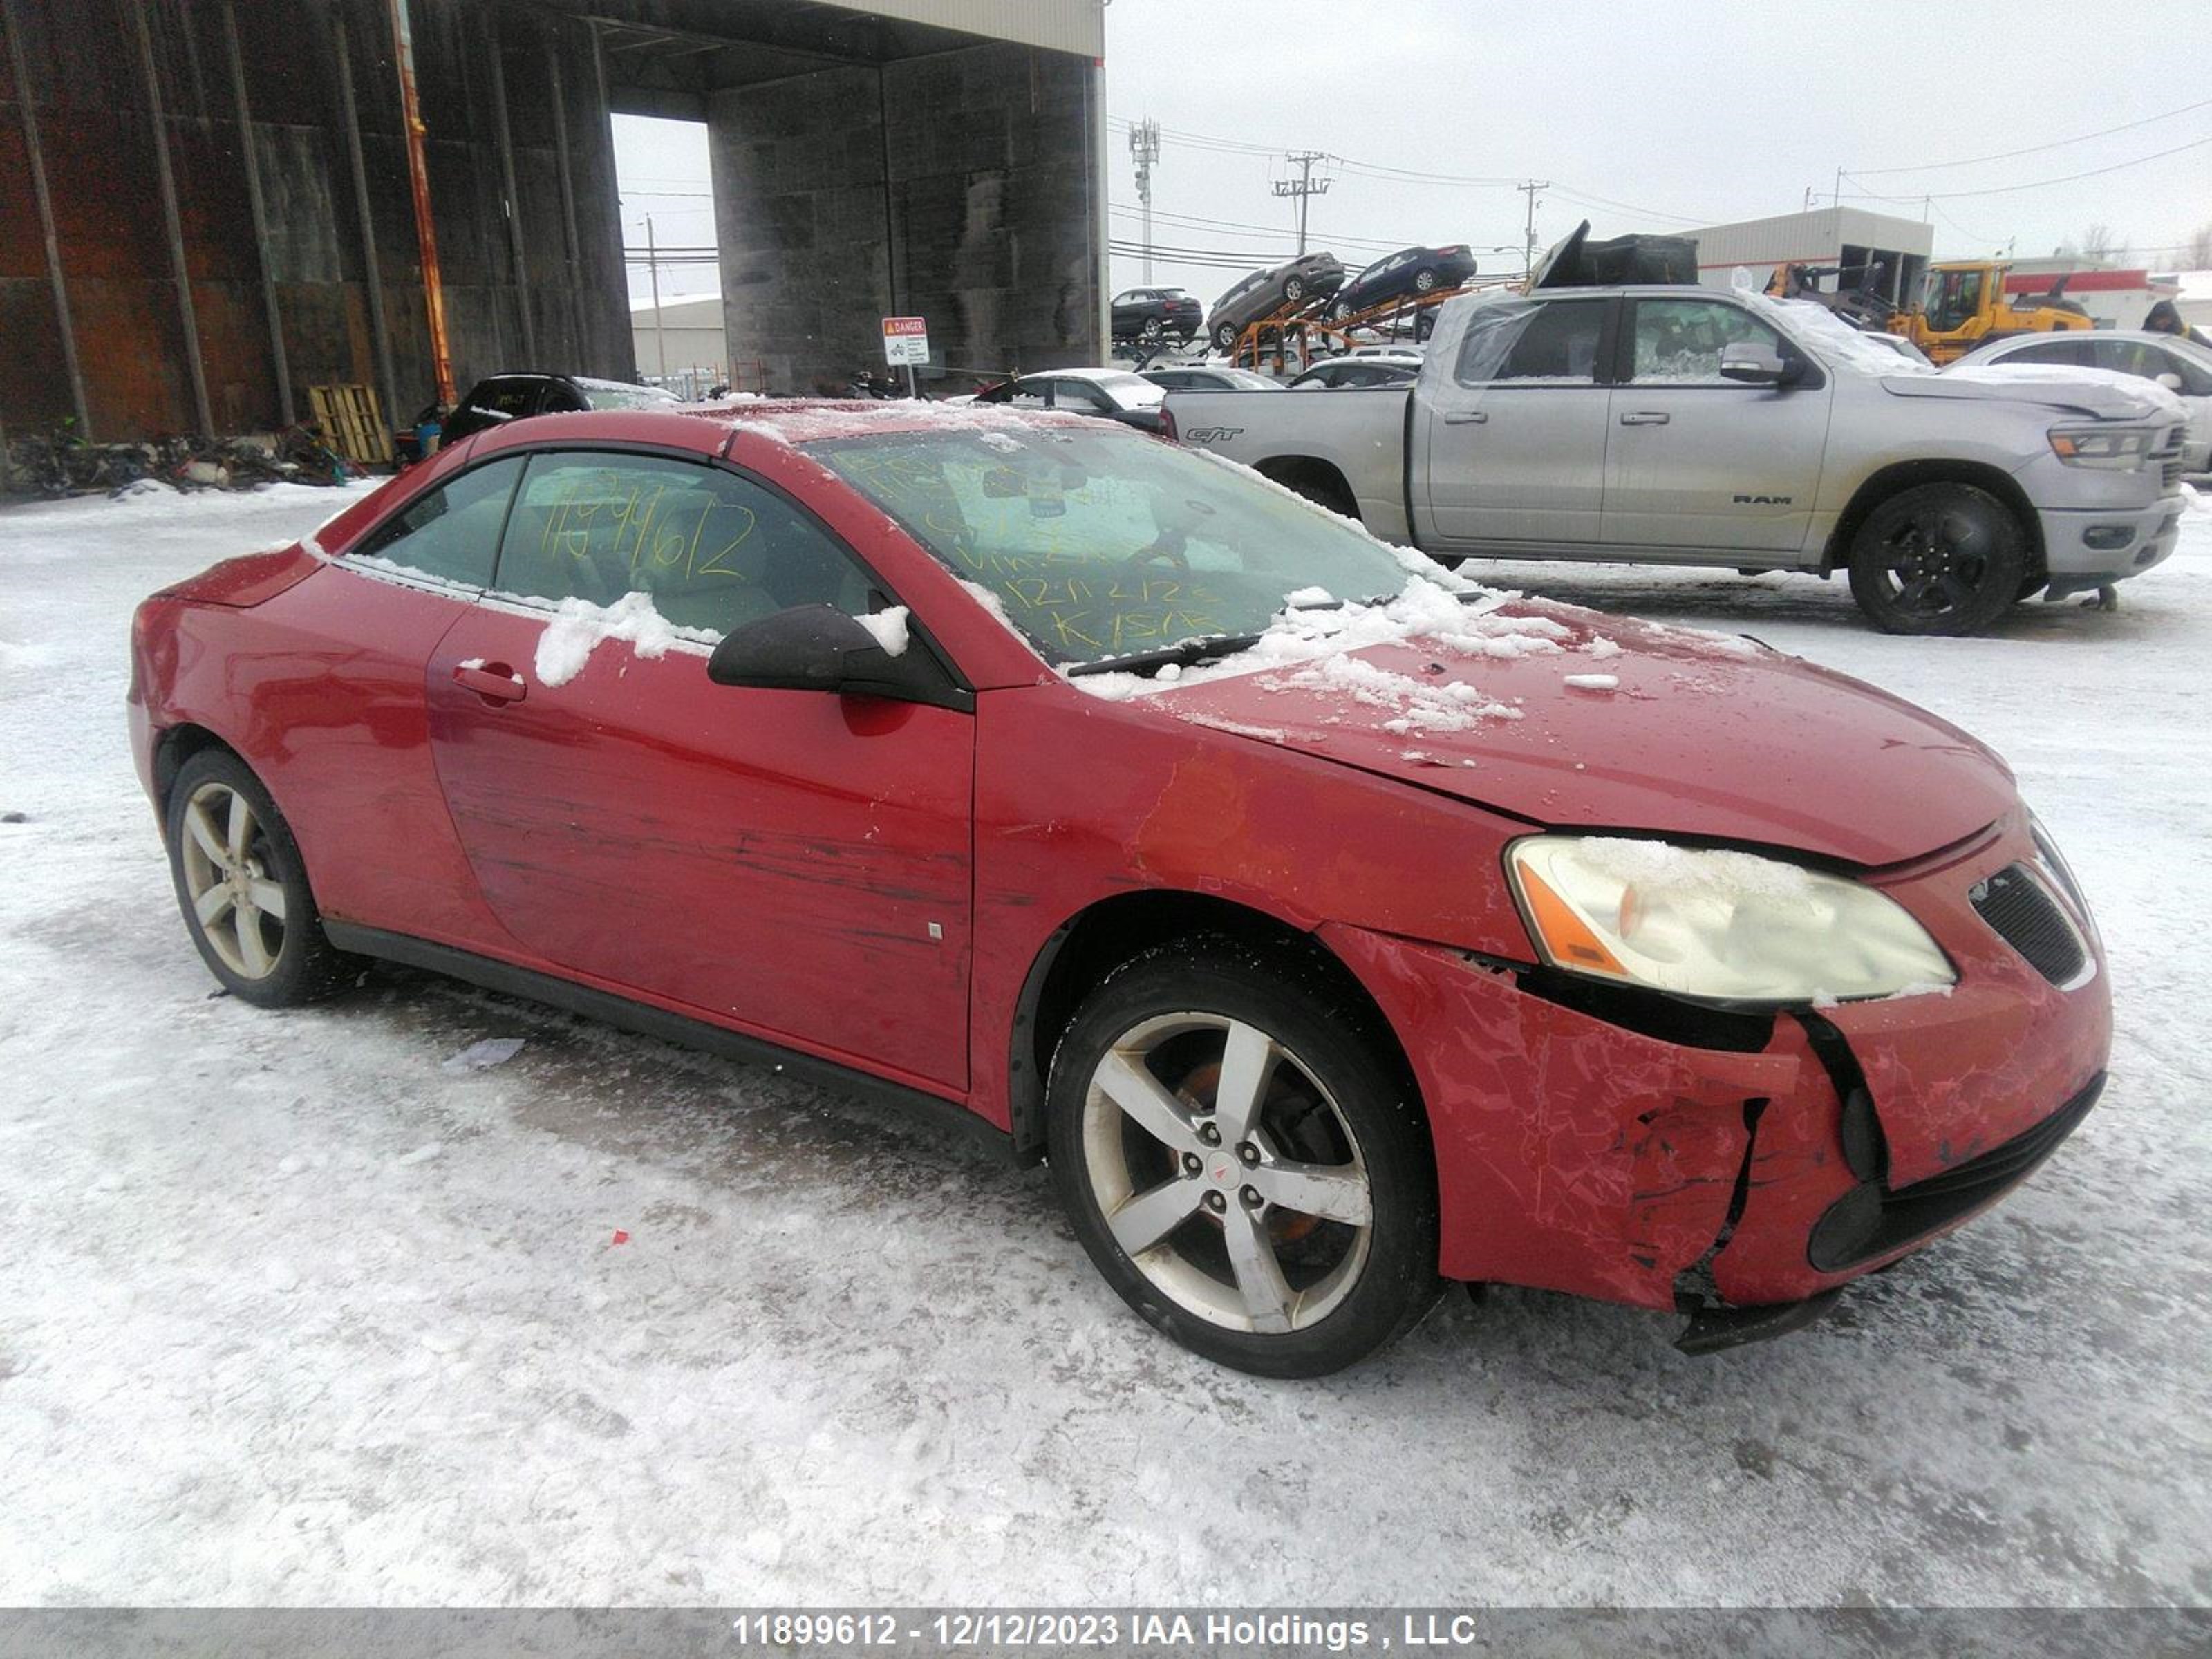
[1151,603,2015,868]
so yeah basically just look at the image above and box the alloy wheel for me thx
[178,780,288,980]
[1080,1012,1372,1334]
[1873,504,1998,621]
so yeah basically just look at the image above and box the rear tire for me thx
[1046,939,1441,1377]
[1140,317,1163,342]
[1846,482,2026,636]
[164,749,356,1007]
[1274,467,1358,521]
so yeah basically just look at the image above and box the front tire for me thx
[1846,482,2026,636]
[1284,276,1307,303]
[1046,939,1441,1377]
[165,749,355,1006]
[1212,322,1238,353]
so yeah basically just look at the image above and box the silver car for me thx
[1957,330,2212,474]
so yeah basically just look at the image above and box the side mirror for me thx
[706,603,943,703]
[2156,371,2184,393]
[1718,342,1790,386]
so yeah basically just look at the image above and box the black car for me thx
[1110,288,1204,344]
[1326,245,1478,321]
[439,373,680,446]
[1138,366,1284,393]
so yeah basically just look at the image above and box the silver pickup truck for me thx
[1162,287,2189,633]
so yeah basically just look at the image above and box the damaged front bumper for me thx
[1322,812,2112,1350]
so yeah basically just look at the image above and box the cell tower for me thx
[1128,118,1161,282]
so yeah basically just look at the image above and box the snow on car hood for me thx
[1887,362,2183,421]
[1078,585,2016,868]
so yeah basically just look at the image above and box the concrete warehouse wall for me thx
[708,40,1103,391]
[0,0,633,442]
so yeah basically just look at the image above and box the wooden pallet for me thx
[307,383,393,467]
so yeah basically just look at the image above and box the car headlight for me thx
[2047,427,2152,469]
[1506,836,1956,1004]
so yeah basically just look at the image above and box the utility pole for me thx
[645,215,665,379]
[1518,180,1548,279]
[1272,150,1331,254]
[1128,117,1161,283]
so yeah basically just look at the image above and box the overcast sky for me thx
[617,0,2211,310]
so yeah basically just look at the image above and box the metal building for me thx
[1688,207,1935,310]
[1,0,1107,444]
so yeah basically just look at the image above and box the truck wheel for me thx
[1271,467,1357,521]
[1846,483,2025,636]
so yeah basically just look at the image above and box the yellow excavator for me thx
[1765,259,2093,364]
[1889,262,2093,363]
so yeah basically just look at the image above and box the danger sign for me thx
[881,316,930,366]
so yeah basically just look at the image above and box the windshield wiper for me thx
[1065,632,1264,678]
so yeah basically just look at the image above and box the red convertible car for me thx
[129,402,2110,1376]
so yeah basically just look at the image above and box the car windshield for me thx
[1087,372,1166,406]
[807,424,1418,668]
[579,381,682,410]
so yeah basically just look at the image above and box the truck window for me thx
[1627,299,1788,384]
[1454,299,1606,386]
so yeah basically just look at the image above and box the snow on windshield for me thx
[1752,295,1938,375]
[808,422,1426,666]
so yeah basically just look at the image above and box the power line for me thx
[1840,132,2212,201]
[1853,96,2212,175]
[1547,185,1712,226]
[1110,114,1721,227]
[1109,201,1417,253]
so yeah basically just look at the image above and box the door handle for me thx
[1443,409,1488,424]
[1619,411,1671,425]
[453,662,527,704]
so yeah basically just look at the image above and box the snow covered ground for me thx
[1,481,2208,1608]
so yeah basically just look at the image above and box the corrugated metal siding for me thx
[1690,208,1931,272]
[809,0,1104,58]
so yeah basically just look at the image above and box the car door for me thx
[2088,337,2212,454]
[423,447,976,1091]
[1418,294,1615,546]
[1600,294,1835,556]
[303,453,528,939]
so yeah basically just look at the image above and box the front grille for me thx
[1971,863,2087,986]
[2155,424,2184,489]
[1807,1074,2104,1272]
